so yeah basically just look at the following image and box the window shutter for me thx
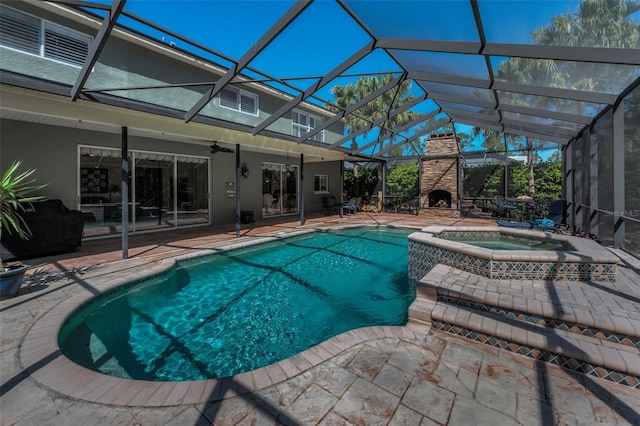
[44,24,89,66]
[220,87,238,109]
[240,92,256,114]
[0,6,40,55]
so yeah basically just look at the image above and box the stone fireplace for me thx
[419,133,461,218]
[428,189,452,208]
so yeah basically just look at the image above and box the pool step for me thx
[408,264,640,389]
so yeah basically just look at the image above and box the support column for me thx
[235,144,241,238]
[339,160,344,217]
[503,133,509,198]
[574,131,586,231]
[563,143,574,232]
[121,126,129,259]
[300,154,305,226]
[613,103,625,248]
[589,128,599,236]
[382,161,387,211]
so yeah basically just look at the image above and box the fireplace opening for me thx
[428,190,452,208]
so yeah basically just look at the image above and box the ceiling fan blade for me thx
[210,143,234,154]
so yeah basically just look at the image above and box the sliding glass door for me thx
[262,162,299,217]
[79,146,209,237]
[135,153,174,230]
[177,157,209,225]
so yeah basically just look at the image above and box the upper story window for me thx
[292,109,324,142]
[0,5,92,68]
[219,86,258,116]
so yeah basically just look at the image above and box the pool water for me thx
[58,227,414,381]
[444,235,569,251]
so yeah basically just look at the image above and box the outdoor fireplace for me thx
[429,190,452,208]
[419,133,461,218]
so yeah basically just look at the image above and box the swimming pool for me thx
[58,227,415,381]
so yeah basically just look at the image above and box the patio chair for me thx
[343,197,358,214]
[409,198,420,215]
[527,197,550,220]
[497,199,567,232]
[263,193,274,213]
[321,195,341,215]
[495,195,519,219]
[537,199,567,230]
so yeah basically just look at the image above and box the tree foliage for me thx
[463,156,562,200]
[386,164,420,198]
[344,166,378,201]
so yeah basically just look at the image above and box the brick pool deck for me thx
[1,212,639,425]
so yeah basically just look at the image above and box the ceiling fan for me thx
[210,141,234,154]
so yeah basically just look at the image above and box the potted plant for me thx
[0,161,46,298]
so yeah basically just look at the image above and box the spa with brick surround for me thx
[408,226,619,283]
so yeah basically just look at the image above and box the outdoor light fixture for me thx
[241,163,249,178]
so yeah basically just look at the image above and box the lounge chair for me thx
[497,199,567,232]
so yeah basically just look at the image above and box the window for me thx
[219,86,258,116]
[0,5,91,67]
[314,175,328,194]
[292,109,324,142]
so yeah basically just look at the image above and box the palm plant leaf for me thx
[0,161,46,240]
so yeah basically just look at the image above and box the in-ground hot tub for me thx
[408,226,619,283]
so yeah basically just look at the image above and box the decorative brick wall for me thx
[420,133,461,218]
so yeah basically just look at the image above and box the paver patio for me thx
[1,213,639,425]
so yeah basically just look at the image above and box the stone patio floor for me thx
[1,212,639,425]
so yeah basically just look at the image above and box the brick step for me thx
[438,296,639,350]
[416,265,640,343]
[430,299,640,388]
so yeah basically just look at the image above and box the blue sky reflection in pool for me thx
[59,227,414,381]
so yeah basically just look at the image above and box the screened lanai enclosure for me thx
[0,0,639,256]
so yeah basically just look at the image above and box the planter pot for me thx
[0,264,28,298]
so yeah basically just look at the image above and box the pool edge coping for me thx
[409,226,619,263]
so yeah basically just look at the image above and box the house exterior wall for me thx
[0,118,343,225]
[303,161,343,213]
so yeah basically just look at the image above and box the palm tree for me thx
[531,0,640,98]
[533,0,640,49]
[328,73,418,196]
[328,73,418,153]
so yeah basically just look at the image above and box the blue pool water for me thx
[59,227,415,381]
[443,235,569,251]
